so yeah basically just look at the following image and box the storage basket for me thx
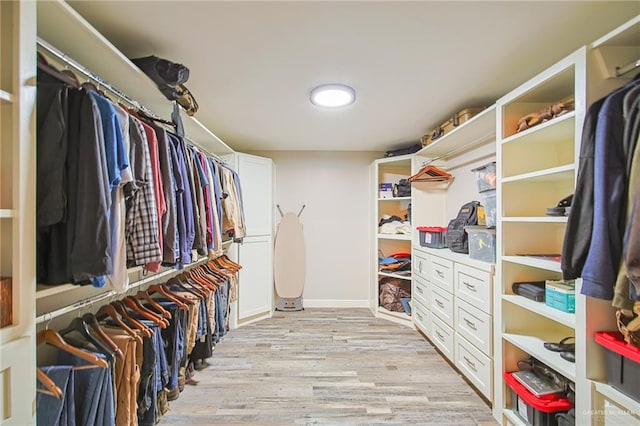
[417,226,447,248]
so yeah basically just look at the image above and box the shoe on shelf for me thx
[543,336,575,352]
[546,194,573,216]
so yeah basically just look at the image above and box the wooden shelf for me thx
[502,164,575,184]
[416,104,496,159]
[377,233,412,241]
[502,255,563,273]
[0,210,14,219]
[502,295,575,328]
[502,216,568,223]
[378,271,411,281]
[501,112,575,147]
[0,90,14,103]
[592,15,640,48]
[503,333,576,381]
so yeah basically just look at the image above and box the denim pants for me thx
[159,301,184,393]
[56,350,114,426]
[37,365,75,426]
[137,322,169,426]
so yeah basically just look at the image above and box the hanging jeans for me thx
[137,322,169,426]
[37,365,76,426]
[56,351,115,426]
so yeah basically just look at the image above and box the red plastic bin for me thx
[595,331,640,402]
[416,226,447,249]
[505,372,573,426]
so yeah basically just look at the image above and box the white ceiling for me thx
[67,1,638,153]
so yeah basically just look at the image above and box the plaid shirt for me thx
[125,116,162,266]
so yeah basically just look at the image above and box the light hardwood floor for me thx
[161,308,498,425]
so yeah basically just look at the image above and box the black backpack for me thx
[446,201,480,254]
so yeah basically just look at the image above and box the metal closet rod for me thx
[35,256,210,325]
[36,38,227,163]
[616,58,640,78]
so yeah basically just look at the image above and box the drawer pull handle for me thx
[464,318,477,330]
[416,312,423,321]
[416,286,424,294]
[436,269,445,278]
[436,331,444,341]
[463,281,477,291]
[463,356,477,371]
[436,300,444,308]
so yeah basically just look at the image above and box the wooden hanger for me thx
[220,255,242,272]
[122,296,168,328]
[188,268,218,291]
[166,277,205,300]
[408,164,452,183]
[82,313,124,361]
[95,304,144,345]
[37,53,79,89]
[36,368,63,399]
[37,329,108,370]
[147,283,194,308]
[58,317,115,363]
[111,300,153,337]
[135,290,172,320]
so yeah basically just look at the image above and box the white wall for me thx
[252,151,382,307]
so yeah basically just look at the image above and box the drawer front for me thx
[413,251,429,281]
[429,256,454,293]
[431,315,454,362]
[413,276,430,308]
[455,298,492,355]
[430,286,454,326]
[412,299,431,337]
[455,334,493,400]
[455,263,492,314]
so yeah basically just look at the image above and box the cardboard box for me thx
[545,280,575,313]
[0,277,12,328]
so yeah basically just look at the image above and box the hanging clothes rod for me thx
[616,58,640,78]
[37,37,227,162]
[35,256,209,325]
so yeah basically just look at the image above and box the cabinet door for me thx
[236,153,273,237]
[237,235,274,319]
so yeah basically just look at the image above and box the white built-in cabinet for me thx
[225,153,274,327]
[370,155,413,326]
[0,1,37,424]
[495,16,640,426]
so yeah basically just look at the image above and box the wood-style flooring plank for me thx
[161,308,498,425]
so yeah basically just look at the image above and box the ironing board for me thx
[274,210,305,310]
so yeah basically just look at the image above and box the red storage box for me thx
[505,372,573,426]
[595,331,640,402]
[416,226,447,249]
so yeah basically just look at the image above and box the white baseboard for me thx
[302,299,370,308]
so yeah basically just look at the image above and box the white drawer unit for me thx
[413,275,430,308]
[413,250,429,282]
[412,299,431,337]
[430,285,454,326]
[431,315,455,361]
[456,298,492,355]
[455,333,493,400]
[429,256,454,293]
[455,263,492,314]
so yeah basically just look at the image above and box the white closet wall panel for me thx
[238,153,274,236]
[237,235,273,319]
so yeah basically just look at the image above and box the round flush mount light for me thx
[310,83,356,107]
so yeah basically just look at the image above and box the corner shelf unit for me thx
[371,155,413,326]
[495,15,640,424]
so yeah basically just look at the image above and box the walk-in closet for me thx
[1,1,639,425]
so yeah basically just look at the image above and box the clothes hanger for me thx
[135,290,172,320]
[111,300,153,337]
[146,283,190,310]
[82,313,124,360]
[36,368,63,399]
[166,276,205,300]
[408,164,452,183]
[95,303,144,345]
[122,296,168,328]
[58,316,115,363]
[37,329,108,370]
[220,255,242,272]
[36,53,79,89]
[187,268,219,291]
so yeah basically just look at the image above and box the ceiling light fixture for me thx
[310,83,356,108]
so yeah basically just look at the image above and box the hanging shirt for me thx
[139,120,167,273]
[125,116,162,267]
[167,133,194,265]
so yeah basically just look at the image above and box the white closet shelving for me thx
[371,155,413,326]
[0,0,37,424]
[495,15,640,425]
